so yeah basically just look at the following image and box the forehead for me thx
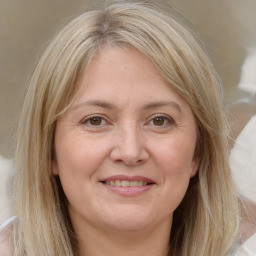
[73,46,191,110]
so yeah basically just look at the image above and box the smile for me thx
[100,175,156,196]
[103,180,148,187]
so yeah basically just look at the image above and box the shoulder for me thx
[0,217,16,256]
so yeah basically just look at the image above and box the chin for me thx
[98,205,160,232]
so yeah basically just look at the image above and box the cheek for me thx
[55,133,110,176]
[151,136,196,210]
[54,132,117,204]
[54,135,110,206]
[155,136,196,175]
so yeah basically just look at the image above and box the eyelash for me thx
[148,115,174,128]
[81,115,174,128]
[81,115,108,127]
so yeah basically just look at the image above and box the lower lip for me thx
[101,183,154,196]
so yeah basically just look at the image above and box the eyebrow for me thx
[142,101,182,113]
[71,100,117,110]
[71,100,182,113]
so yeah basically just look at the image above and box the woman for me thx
[0,1,242,255]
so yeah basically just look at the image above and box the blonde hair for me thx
[14,1,240,255]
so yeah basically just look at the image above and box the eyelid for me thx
[81,114,110,126]
[147,114,175,127]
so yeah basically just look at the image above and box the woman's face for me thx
[53,46,198,234]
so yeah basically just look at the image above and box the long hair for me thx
[14,1,240,255]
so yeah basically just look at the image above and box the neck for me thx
[73,219,172,256]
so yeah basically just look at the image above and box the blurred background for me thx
[0,0,256,223]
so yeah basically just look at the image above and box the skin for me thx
[53,46,198,256]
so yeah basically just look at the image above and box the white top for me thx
[236,233,256,256]
[230,116,256,202]
[230,115,256,255]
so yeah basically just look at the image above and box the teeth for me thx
[121,180,129,187]
[115,180,121,186]
[130,181,137,187]
[104,180,149,187]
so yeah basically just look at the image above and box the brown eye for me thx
[153,117,166,126]
[89,117,103,126]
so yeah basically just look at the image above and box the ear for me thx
[52,159,59,176]
[190,157,199,178]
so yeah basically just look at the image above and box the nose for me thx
[110,124,149,166]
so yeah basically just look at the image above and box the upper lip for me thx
[99,175,156,184]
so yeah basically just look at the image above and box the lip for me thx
[100,175,155,183]
[99,175,156,196]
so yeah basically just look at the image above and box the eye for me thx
[152,117,166,126]
[89,117,103,125]
[149,115,174,127]
[82,116,106,126]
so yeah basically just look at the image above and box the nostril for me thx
[109,134,149,166]
[115,158,146,167]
